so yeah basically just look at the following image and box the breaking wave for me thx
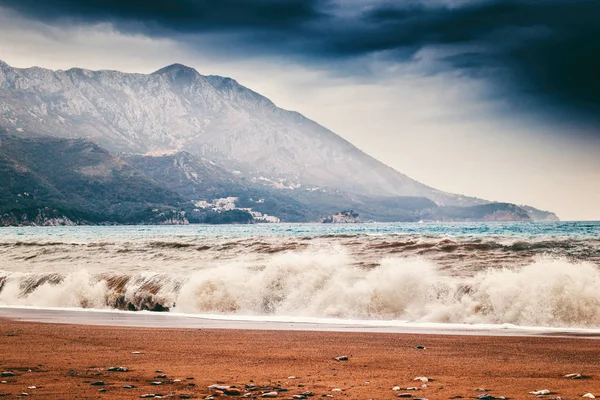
[2,248,600,328]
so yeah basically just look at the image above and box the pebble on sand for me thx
[91,381,105,386]
[332,388,342,392]
[262,391,278,398]
[393,386,401,391]
[582,394,595,399]
[414,345,426,350]
[564,374,583,379]
[397,394,412,398]
[530,390,551,395]
[0,373,14,378]
[150,381,162,386]
[334,356,349,361]
[224,388,242,396]
[413,377,429,383]
[108,366,129,372]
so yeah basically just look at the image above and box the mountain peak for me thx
[152,63,200,77]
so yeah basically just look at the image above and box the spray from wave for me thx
[1,248,599,328]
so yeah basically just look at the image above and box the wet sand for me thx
[1,318,598,399]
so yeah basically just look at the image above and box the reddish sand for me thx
[0,320,598,399]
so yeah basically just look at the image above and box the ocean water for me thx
[1,221,600,329]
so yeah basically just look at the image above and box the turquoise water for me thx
[2,221,599,242]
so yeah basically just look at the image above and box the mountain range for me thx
[0,60,558,225]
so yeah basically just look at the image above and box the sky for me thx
[0,0,599,220]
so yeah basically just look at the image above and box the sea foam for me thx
[2,247,599,328]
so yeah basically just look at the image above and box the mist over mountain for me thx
[0,60,558,224]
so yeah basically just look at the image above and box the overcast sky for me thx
[0,0,599,220]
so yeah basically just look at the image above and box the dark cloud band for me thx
[1,0,599,130]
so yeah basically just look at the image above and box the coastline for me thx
[2,307,600,339]
[1,314,598,399]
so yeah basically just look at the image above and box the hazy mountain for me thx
[0,133,539,225]
[0,60,480,207]
[0,60,558,223]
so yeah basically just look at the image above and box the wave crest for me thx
[1,249,599,328]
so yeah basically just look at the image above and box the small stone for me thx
[393,386,401,391]
[564,373,583,379]
[27,387,36,390]
[288,376,297,379]
[91,381,105,386]
[1,381,6,384]
[334,356,348,361]
[140,395,156,399]
[582,394,595,399]
[99,388,107,393]
[131,351,142,354]
[405,387,420,391]
[413,377,429,383]
[262,392,278,398]
[0,373,14,378]
[20,393,29,397]
[123,385,134,389]
[302,391,315,397]
[474,388,488,392]
[530,390,551,395]
[209,384,229,391]
[108,366,129,372]
[293,396,306,399]
[150,381,162,386]
[179,395,192,399]
[397,394,412,398]
[332,388,342,392]
[225,388,242,396]
[414,345,426,350]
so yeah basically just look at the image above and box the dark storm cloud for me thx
[0,0,324,32]
[2,0,599,128]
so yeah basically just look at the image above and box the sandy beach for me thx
[1,317,598,399]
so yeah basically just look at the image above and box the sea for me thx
[1,221,600,331]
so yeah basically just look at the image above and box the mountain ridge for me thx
[0,60,559,222]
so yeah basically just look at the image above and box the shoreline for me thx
[1,306,600,339]
[0,317,598,399]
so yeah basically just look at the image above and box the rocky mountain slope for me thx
[0,60,559,223]
[0,60,479,207]
[0,134,193,225]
